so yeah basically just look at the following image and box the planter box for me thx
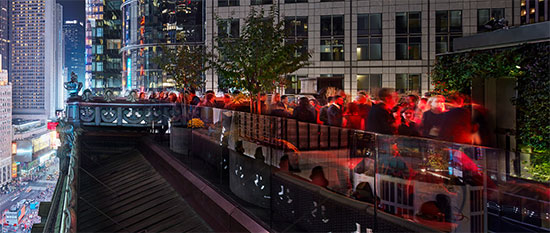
[170,126,192,154]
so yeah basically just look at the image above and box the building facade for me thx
[55,3,65,113]
[10,0,60,119]
[0,61,11,186]
[85,0,123,93]
[0,0,9,70]
[120,0,205,91]
[64,20,86,85]
[85,0,549,96]
[203,0,544,97]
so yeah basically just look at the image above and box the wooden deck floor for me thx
[77,139,212,232]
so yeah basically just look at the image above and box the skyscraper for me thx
[10,0,60,119]
[85,0,122,93]
[120,0,205,91]
[0,56,12,187]
[0,0,9,70]
[55,3,65,113]
[64,20,85,85]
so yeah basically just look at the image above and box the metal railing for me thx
[43,99,549,233]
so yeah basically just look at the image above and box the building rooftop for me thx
[77,134,212,232]
[454,21,550,51]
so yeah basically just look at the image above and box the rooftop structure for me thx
[9,0,61,120]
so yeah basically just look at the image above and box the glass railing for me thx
[163,105,550,233]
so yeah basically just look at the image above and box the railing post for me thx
[117,107,123,126]
[66,102,80,126]
[95,106,101,126]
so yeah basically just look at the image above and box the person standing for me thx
[319,96,333,125]
[398,107,419,136]
[328,95,344,127]
[366,88,399,134]
[292,97,317,123]
[419,95,446,138]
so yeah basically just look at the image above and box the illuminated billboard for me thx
[14,141,32,163]
[11,162,17,178]
[32,133,50,153]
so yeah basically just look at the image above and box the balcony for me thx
[34,96,550,233]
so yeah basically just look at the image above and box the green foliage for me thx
[431,48,524,95]
[211,7,311,96]
[432,42,550,182]
[152,33,211,92]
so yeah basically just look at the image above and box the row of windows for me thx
[218,11,468,61]
[284,73,421,95]
[220,0,342,5]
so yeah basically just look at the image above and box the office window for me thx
[477,8,505,32]
[97,45,104,54]
[321,0,343,2]
[285,75,304,94]
[218,19,239,38]
[318,74,344,91]
[251,0,272,4]
[320,15,344,61]
[395,74,420,94]
[436,10,462,54]
[357,13,382,60]
[218,0,239,6]
[284,16,308,56]
[357,74,382,92]
[396,12,421,60]
[285,0,307,3]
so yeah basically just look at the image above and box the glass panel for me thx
[396,12,407,34]
[396,37,408,60]
[436,11,448,33]
[357,14,369,36]
[409,12,421,34]
[450,10,462,32]
[357,74,369,90]
[492,8,505,19]
[395,74,407,93]
[284,17,295,36]
[333,15,345,36]
[370,13,382,35]
[409,74,420,94]
[357,38,369,61]
[230,19,239,38]
[409,37,421,60]
[321,16,332,36]
[321,39,332,61]
[333,39,344,61]
[296,17,308,37]
[436,35,448,54]
[478,9,490,32]
[370,74,382,90]
[369,37,382,60]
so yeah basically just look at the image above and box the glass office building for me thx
[121,0,205,91]
[85,0,123,92]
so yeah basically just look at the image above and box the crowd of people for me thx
[142,87,490,146]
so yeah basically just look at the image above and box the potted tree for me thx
[211,7,311,114]
[154,33,211,154]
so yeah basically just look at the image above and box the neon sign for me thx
[127,58,132,90]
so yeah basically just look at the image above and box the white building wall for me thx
[0,69,11,186]
[204,0,516,98]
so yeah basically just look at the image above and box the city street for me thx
[0,159,58,232]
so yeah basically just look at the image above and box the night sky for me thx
[57,0,85,23]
